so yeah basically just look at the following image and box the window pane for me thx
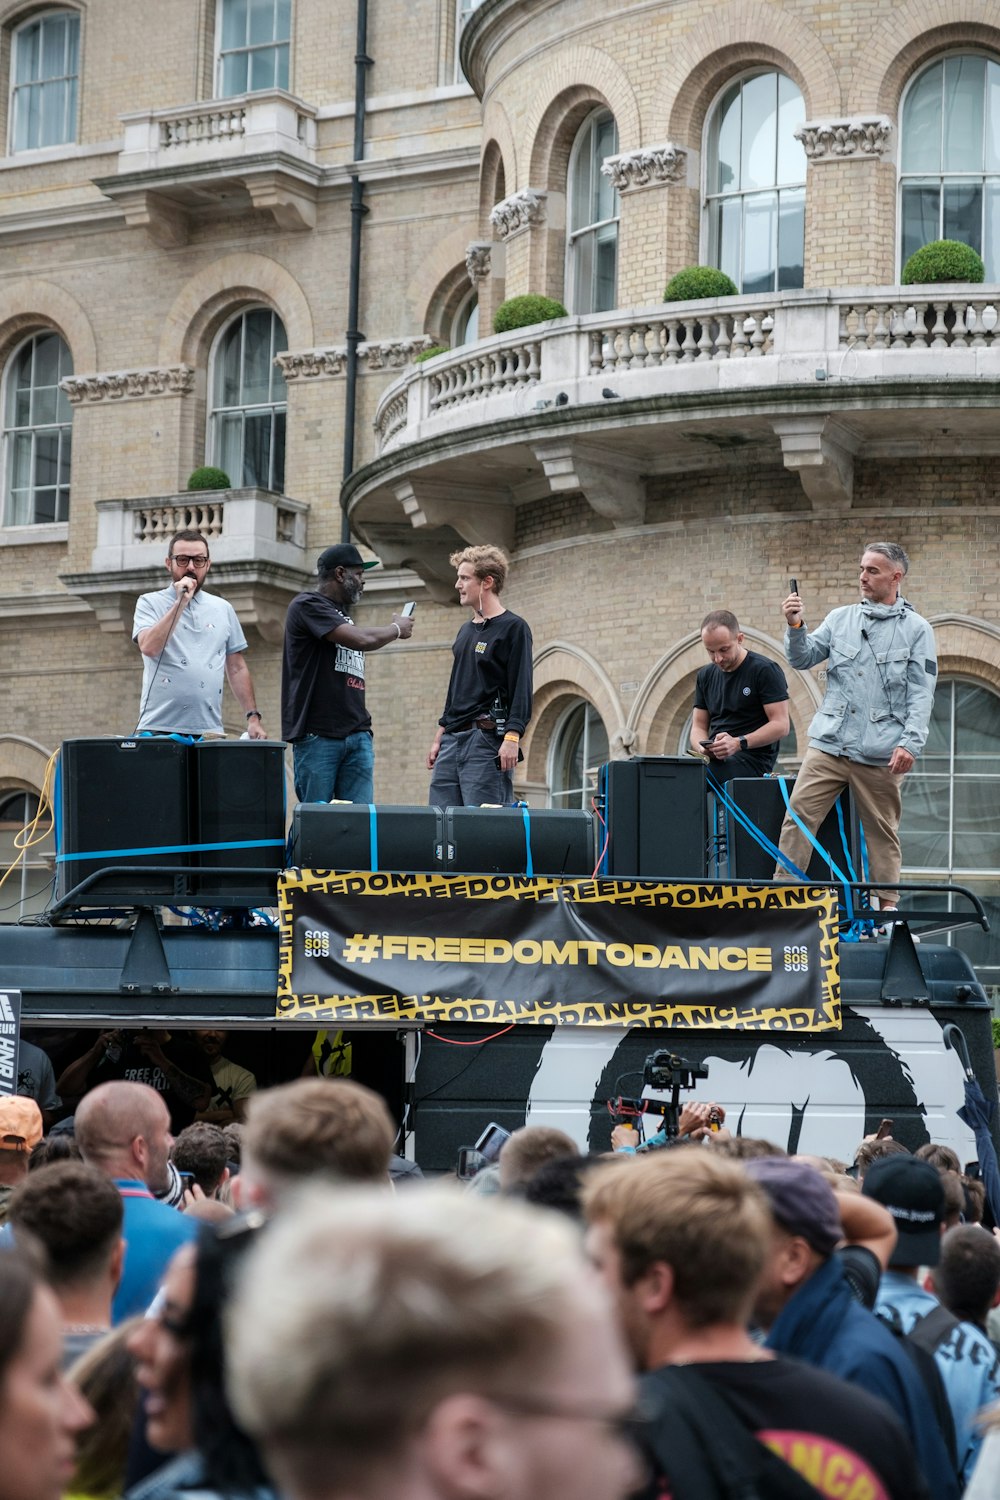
[572,230,595,314]
[900,183,941,267]
[220,51,248,96]
[40,17,65,79]
[900,775,951,866]
[716,196,741,286]
[276,0,291,37]
[595,116,618,222]
[987,61,1000,171]
[902,60,942,172]
[222,0,248,50]
[241,309,273,404]
[272,409,286,492]
[943,181,982,249]
[953,780,1000,867]
[10,431,32,490]
[943,54,985,171]
[274,43,289,91]
[242,411,271,487]
[777,188,804,289]
[249,0,277,46]
[712,82,741,194]
[250,45,278,92]
[595,227,617,312]
[212,312,286,492]
[34,431,59,487]
[740,73,778,191]
[776,74,805,186]
[743,191,776,293]
[216,412,243,483]
[217,323,242,407]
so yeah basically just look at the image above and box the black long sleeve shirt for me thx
[438,610,533,735]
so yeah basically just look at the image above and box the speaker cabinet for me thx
[291,804,441,873]
[191,741,286,903]
[598,758,707,878]
[56,738,190,903]
[445,807,594,876]
[728,776,861,881]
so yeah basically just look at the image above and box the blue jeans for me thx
[293,731,375,804]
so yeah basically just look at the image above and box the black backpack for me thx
[876,1302,960,1477]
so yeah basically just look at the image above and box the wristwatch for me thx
[246,710,262,721]
[739,737,748,752]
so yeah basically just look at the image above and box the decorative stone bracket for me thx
[394,477,515,554]
[795,117,893,162]
[277,338,436,380]
[61,366,195,403]
[465,241,492,285]
[772,417,860,510]
[532,439,646,528]
[489,188,547,241]
[601,143,688,192]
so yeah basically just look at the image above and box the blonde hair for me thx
[449,545,509,593]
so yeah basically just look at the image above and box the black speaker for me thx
[191,741,287,903]
[56,738,190,903]
[728,776,861,881]
[598,758,707,878]
[445,807,594,876]
[291,804,441,872]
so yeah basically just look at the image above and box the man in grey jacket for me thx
[775,542,936,910]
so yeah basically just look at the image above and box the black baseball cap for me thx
[316,544,380,575]
[862,1154,945,1267]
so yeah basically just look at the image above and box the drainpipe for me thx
[341,0,372,542]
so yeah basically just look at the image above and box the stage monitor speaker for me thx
[599,758,707,878]
[727,776,861,881]
[56,738,190,903]
[191,741,287,903]
[291,804,441,873]
[445,807,594,876]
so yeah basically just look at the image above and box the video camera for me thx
[608,1049,711,1145]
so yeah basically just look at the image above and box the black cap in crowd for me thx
[316,544,380,575]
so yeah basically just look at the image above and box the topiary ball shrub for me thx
[492,294,568,334]
[413,345,449,363]
[901,240,985,285]
[993,1015,1000,1050]
[664,266,739,301]
[187,465,232,491]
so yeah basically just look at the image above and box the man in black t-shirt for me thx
[427,545,532,807]
[281,544,414,804]
[691,610,789,785]
[56,1028,214,1132]
[582,1150,928,1500]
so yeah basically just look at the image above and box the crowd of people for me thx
[1,1073,999,1500]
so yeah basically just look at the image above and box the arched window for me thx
[217,0,290,96]
[2,332,73,526]
[705,71,806,294]
[0,790,53,919]
[899,54,1000,280]
[567,110,619,314]
[549,701,609,809]
[10,10,80,152]
[901,677,1000,987]
[210,308,287,492]
[451,290,479,346]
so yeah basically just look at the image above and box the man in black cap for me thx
[282,544,414,803]
[866,1153,1000,1484]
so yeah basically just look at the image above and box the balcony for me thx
[61,488,310,640]
[94,90,321,245]
[346,284,1000,582]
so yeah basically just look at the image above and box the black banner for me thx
[277,873,840,1031]
[0,989,21,1097]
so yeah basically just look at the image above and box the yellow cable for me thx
[0,747,59,898]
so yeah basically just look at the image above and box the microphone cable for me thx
[859,614,901,724]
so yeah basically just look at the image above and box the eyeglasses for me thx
[169,555,210,567]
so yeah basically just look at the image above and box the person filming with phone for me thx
[690,610,790,785]
[775,543,937,915]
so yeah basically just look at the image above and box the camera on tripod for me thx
[607,1051,713,1148]
[643,1049,709,1093]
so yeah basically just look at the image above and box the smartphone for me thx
[177,1171,195,1187]
[700,739,714,748]
[474,1121,511,1162]
[790,579,799,595]
[875,1117,894,1139]
[456,1147,487,1181]
[401,601,416,617]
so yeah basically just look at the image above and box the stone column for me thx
[795,117,896,286]
[489,188,559,302]
[602,142,695,304]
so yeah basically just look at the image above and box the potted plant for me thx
[901,239,985,285]
[186,465,232,491]
[664,266,739,301]
[492,294,567,333]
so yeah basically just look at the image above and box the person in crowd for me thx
[171,1122,230,1198]
[226,1186,640,1500]
[234,1076,396,1211]
[582,1148,928,1500]
[0,1247,93,1500]
[222,1122,243,1168]
[58,1027,214,1133]
[916,1142,962,1172]
[0,1093,42,1220]
[690,609,789,783]
[125,1226,277,1499]
[133,529,267,738]
[852,1135,910,1181]
[17,1035,62,1124]
[497,1124,577,1193]
[930,1223,1000,1342]
[776,542,935,915]
[427,545,532,808]
[193,1030,258,1125]
[521,1152,614,1223]
[65,1319,142,1500]
[30,1131,81,1171]
[746,1155,959,1500]
[75,1081,198,1321]
[7,1159,125,1366]
[864,1152,1000,1482]
[281,543,413,803]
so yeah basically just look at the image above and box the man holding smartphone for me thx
[281,544,414,804]
[690,609,790,784]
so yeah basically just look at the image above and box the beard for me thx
[343,575,364,605]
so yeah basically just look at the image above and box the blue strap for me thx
[368,805,379,872]
[56,837,285,863]
[707,772,811,882]
[776,777,851,884]
[521,804,534,877]
[833,796,857,924]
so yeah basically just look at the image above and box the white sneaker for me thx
[877,907,920,942]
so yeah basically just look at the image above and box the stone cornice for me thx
[489,187,546,240]
[601,143,687,192]
[60,366,195,404]
[277,338,435,380]
[465,240,492,284]
[795,116,893,162]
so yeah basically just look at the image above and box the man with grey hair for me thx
[226,1187,639,1500]
[776,543,936,911]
